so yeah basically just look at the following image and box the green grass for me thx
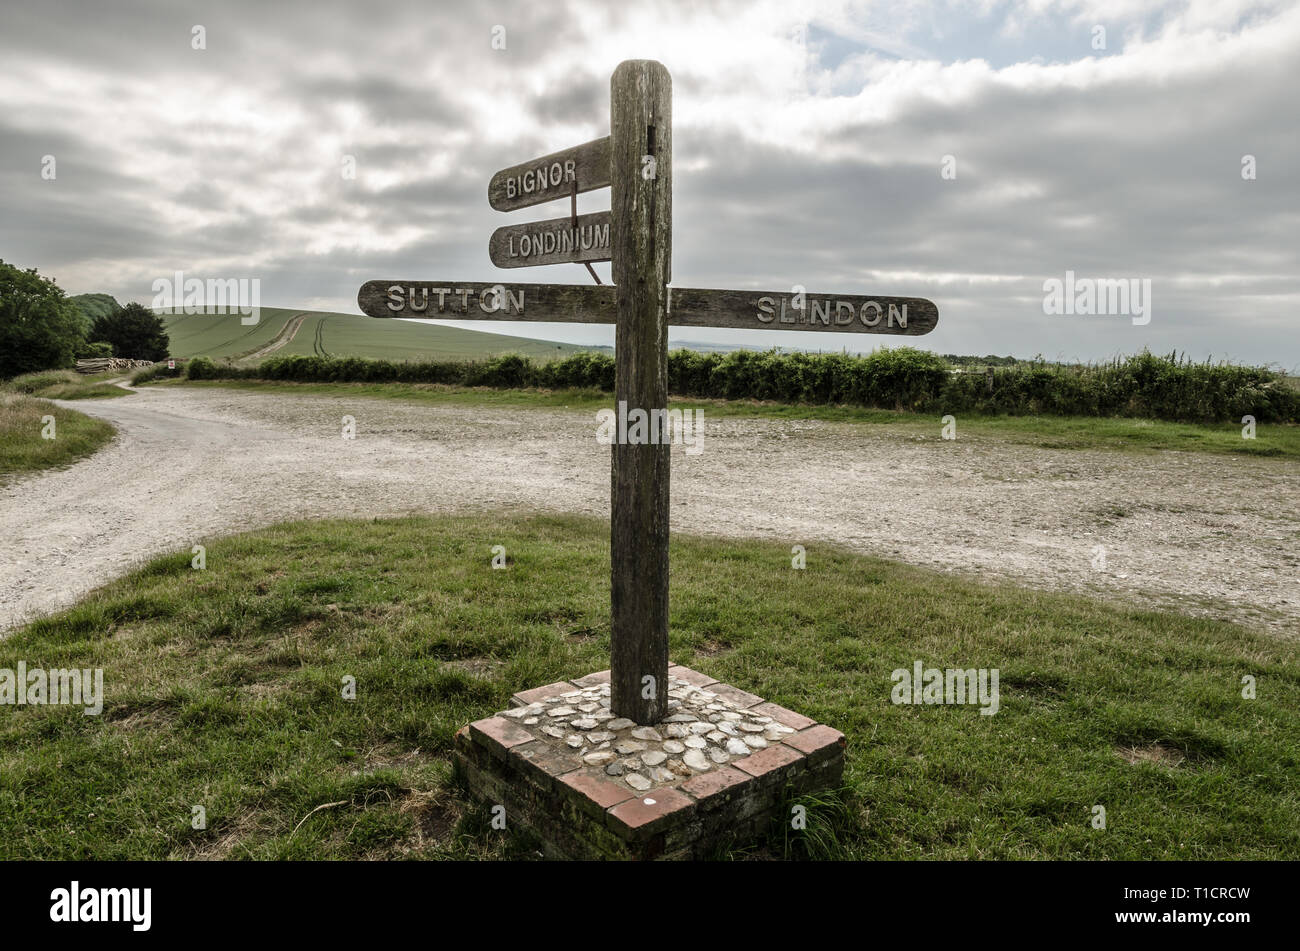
[0,391,117,481]
[172,378,1300,459]
[1,513,1295,860]
[159,307,600,363]
[3,369,133,401]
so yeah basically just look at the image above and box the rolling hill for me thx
[158,307,601,363]
[68,293,120,331]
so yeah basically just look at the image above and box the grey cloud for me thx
[0,0,1296,369]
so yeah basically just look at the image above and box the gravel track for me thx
[2,384,1296,637]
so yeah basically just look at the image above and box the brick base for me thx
[453,665,845,860]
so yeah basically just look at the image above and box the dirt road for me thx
[2,384,1296,637]
[240,312,309,361]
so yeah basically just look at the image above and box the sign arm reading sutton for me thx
[357,59,939,726]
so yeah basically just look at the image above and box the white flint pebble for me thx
[683,750,710,771]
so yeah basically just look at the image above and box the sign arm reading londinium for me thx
[356,58,938,729]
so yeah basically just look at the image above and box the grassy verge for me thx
[0,391,117,482]
[166,378,1300,459]
[1,513,1295,860]
[3,369,133,401]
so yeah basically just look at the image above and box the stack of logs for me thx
[75,358,158,374]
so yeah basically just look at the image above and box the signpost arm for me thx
[609,60,672,725]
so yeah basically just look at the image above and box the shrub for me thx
[75,341,114,359]
[186,356,218,380]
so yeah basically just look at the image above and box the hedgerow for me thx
[182,349,1299,423]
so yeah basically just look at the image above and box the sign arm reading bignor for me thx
[488,136,612,213]
[359,281,937,335]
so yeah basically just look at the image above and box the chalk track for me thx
[2,383,1296,637]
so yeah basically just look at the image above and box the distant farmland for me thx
[158,307,601,363]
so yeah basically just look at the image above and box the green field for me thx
[0,513,1295,860]
[159,307,598,363]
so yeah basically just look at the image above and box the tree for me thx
[0,259,87,379]
[89,302,170,361]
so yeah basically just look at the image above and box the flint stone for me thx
[683,750,711,771]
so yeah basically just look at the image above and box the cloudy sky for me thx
[2,0,1297,366]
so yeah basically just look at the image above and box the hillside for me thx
[158,307,600,363]
[68,293,120,330]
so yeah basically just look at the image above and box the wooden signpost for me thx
[358,59,938,726]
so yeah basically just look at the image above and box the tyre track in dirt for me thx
[238,312,310,362]
[2,384,1297,638]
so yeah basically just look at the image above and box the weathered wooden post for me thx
[363,58,940,856]
[609,60,672,725]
